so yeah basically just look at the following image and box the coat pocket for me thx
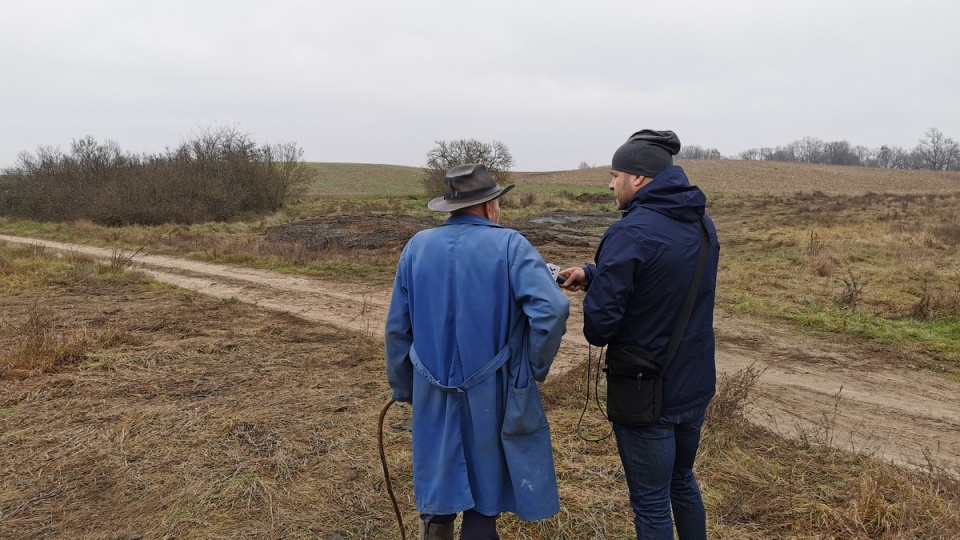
[501,382,548,438]
[500,380,559,521]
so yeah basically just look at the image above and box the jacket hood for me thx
[625,166,705,223]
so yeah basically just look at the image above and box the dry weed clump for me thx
[706,365,763,424]
[836,269,869,308]
[0,305,133,380]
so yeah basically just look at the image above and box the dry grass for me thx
[1,248,397,538]
[709,189,960,363]
[514,160,960,196]
[0,305,132,379]
[1,245,959,538]
[305,160,960,198]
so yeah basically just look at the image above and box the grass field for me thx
[3,160,960,538]
[308,159,960,197]
[4,159,959,366]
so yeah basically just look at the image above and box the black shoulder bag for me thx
[603,217,710,427]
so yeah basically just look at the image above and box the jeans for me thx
[421,510,499,540]
[612,402,709,540]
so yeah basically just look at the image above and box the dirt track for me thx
[2,233,958,475]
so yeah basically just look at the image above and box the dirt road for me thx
[3,233,958,474]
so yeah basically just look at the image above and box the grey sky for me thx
[2,0,958,171]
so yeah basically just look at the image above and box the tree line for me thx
[679,127,960,171]
[0,127,307,225]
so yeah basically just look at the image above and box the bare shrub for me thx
[707,364,763,424]
[911,278,934,321]
[105,246,143,273]
[837,269,868,308]
[0,127,308,225]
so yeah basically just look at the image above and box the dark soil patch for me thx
[508,211,618,248]
[264,214,439,251]
[264,212,618,254]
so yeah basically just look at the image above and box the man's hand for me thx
[558,267,588,292]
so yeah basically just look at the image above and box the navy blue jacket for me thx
[582,166,719,415]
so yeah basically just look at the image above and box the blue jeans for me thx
[612,402,709,540]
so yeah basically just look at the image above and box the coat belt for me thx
[409,316,523,393]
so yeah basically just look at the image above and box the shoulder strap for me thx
[662,216,710,372]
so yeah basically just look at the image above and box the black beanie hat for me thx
[611,129,682,177]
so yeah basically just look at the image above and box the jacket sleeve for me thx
[582,264,597,286]
[583,228,641,347]
[510,238,569,382]
[384,249,414,402]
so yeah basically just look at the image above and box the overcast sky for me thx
[2,0,958,171]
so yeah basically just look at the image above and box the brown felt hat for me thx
[427,163,514,212]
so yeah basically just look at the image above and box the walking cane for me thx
[378,398,407,539]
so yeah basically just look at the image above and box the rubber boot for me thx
[419,519,454,540]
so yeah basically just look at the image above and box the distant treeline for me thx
[0,127,307,225]
[680,127,960,171]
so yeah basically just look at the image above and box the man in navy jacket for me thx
[560,130,719,539]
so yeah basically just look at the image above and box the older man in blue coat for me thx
[385,163,569,539]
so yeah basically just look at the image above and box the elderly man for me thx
[560,130,720,539]
[385,163,569,540]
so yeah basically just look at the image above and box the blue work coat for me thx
[385,213,569,520]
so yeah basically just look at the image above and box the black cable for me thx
[576,345,612,442]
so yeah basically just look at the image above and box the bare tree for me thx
[853,145,873,166]
[423,139,514,196]
[794,136,825,163]
[733,129,958,171]
[822,140,860,166]
[915,127,958,170]
[677,145,722,160]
